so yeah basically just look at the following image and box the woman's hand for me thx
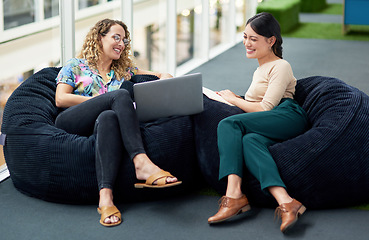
[216,90,241,105]
[158,73,173,80]
[216,89,264,112]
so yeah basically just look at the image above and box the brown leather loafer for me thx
[275,199,306,233]
[208,194,251,224]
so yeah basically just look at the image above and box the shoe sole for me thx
[208,205,251,224]
[134,181,182,188]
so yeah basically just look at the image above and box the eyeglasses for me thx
[112,34,130,46]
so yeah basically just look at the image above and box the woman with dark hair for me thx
[207,12,308,233]
[55,19,181,227]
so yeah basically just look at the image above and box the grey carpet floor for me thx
[1,179,369,240]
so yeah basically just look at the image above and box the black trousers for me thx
[55,89,146,190]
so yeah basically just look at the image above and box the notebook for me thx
[133,73,203,122]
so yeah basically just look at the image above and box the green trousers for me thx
[217,98,308,192]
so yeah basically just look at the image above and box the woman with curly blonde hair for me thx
[54,18,181,227]
[77,19,135,81]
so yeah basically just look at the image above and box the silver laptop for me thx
[133,73,203,122]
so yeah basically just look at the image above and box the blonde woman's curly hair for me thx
[77,19,135,81]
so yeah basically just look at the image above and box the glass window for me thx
[132,0,167,72]
[236,0,246,32]
[3,0,36,30]
[78,0,100,10]
[44,0,59,19]
[209,0,229,48]
[0,1,60,131]
[176,0,202,67]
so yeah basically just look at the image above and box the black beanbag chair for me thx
[194,76,369,209]
[2,67,199,204]
[3,68,369,209]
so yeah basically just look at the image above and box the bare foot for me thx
[99,188,120,224]
[133,153,178,184]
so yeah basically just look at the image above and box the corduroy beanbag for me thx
[193,76,369,209]
[3,69,369,209]
[2,67,199,204]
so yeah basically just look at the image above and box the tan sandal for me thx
[97,205,122,227]
[134,170,182,188]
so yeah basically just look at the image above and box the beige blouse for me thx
[244,59,296,111]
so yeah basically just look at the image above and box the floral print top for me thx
[56,58,138,97]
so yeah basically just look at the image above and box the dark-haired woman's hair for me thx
[246,12,283,59]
